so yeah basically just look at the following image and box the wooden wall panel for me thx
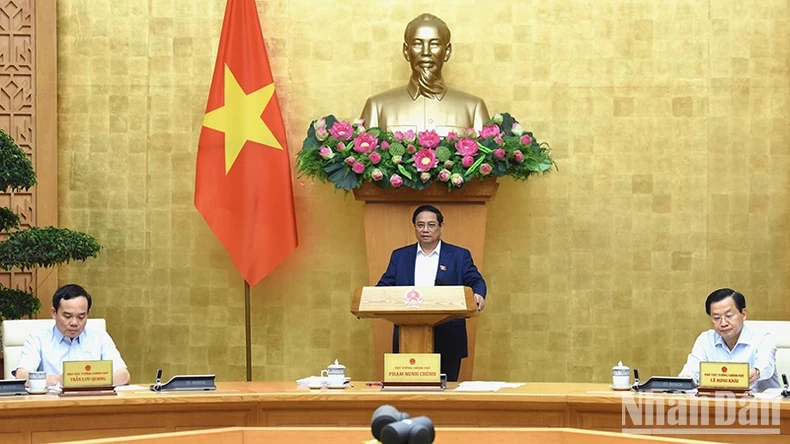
[0,0,59,310]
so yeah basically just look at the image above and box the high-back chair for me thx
[745,320,790,379]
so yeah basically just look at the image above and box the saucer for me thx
[309,381,350,389]
[26,390,49,395]
[610,385,631,391]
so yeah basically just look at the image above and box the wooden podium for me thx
[353,179,498,380]
[351,286,478,353]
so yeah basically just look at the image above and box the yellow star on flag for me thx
[203,64,282,173]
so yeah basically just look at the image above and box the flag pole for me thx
[244,280,252,382]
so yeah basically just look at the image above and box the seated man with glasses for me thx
[377,204,486,381]
[679,288,780,391]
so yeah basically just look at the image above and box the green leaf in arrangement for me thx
[397,164,413,180]
[324,161,362,190]
[465,155,486,176]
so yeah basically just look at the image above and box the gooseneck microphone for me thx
[153,369,163,391]
[782,374,789,397]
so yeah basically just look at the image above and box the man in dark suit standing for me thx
[377,205,487,381]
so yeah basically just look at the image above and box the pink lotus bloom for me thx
[413,149,438,172]
[369,152,382,164]
[511,122,525,136]
[353,133,378,153]
[390,174,403,187]
[352,161,366,174]
[463,128,477,138]
[494,134,504,146]
[450,173,464,187]
[514,150,524,163]
[345,156,355,166]
[394,131,405,142]
[313,118,327,130]
[403,129,416,143]
[480,163,493,176]
[480,124,501,139]
[406,144,417,154]
[318,146,334,160]
[446,131,460,142]
[492,112,503,124]
[418,130,441,149]
[420,172,431,183]
[493,148,506,160]
[455,138,479,156]
[392,155,403,164]
[444,160,454,169]
[438,169,451,182]
[520,134,532,145]
[461,155,475,168]
[337,142,347,152]
[381,141,390,150]
[371,168,383,181]
[315,126,329,141]
[329,121,354,141]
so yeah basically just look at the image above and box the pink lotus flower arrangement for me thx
[296,112,555,191]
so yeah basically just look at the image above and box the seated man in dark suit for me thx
[377,204,487,381]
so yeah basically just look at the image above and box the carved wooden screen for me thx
[0,0,58,309]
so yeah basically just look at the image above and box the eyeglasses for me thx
[415,222,440,231]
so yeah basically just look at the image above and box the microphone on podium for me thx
[782,374,789,398]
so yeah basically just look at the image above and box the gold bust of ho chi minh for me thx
[360,13,490,136]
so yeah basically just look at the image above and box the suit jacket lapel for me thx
[405,244,417,286]
[436,242,451,284]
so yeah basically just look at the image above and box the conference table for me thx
[0,382,787,444]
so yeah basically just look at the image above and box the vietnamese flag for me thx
[195,0,297,286]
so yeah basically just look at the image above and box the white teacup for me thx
[28,371,47,392]
[320,369,345,386]
[612,361,630,389]
[320,359,346,386]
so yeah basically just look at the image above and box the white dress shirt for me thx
[679,324,780,392]
[414,241,441,287]
[15,325,127,376]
